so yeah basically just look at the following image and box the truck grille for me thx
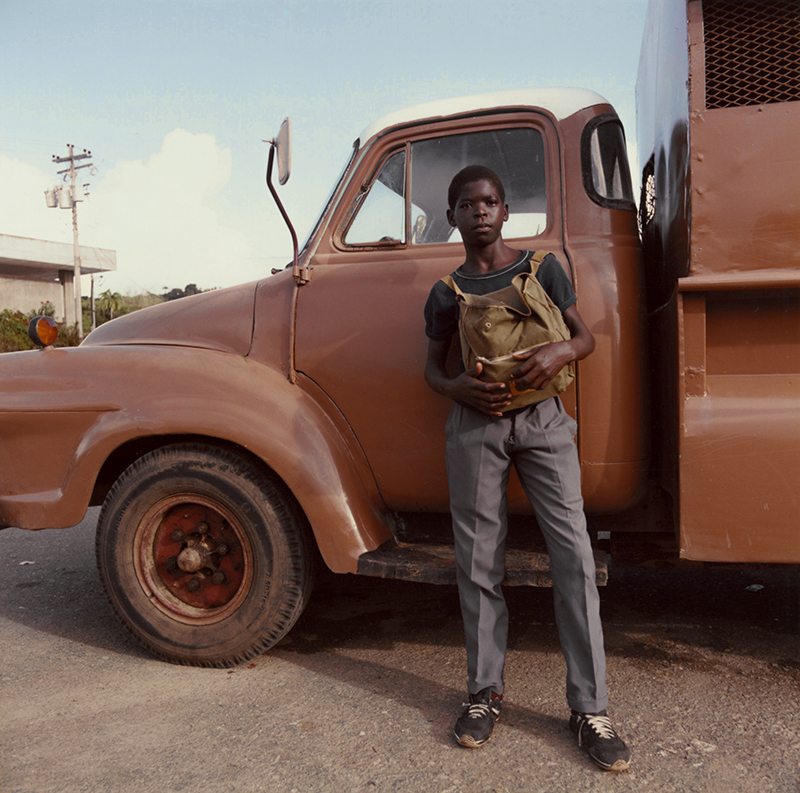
[703,0,800,108]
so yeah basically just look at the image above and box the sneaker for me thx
[570,711,631,771]
[453,688,502,747]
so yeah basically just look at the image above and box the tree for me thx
[98,290,125,322]
[162,284,204,301]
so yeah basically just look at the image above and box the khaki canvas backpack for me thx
[440,251,574,411]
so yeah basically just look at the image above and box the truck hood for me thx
[83,280,259,356]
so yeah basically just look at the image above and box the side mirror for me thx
[275,117,291,185]
[264,118,303,283]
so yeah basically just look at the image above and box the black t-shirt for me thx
[424,250,577,343]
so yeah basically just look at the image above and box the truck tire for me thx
[95,443,313,666]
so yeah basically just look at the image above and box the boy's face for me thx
[447,179,509,247]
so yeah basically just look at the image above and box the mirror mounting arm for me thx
[265,143,307,284]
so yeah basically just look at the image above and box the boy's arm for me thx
[508,304,596,392]
[425,337,512,418]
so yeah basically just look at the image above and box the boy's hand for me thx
[449,361,512,417]
[508,305,596,392]
[425,338,512,417]
[509,342,572,392]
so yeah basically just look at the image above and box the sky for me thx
[1,0,650,296]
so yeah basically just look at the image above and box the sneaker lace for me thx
[581,715,616,742]
[462,702,492,720]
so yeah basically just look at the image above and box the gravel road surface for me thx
[1,509,798,792]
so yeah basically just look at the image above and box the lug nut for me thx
[186,578,201,592]
[196,522,210,534]
[170,530,185,542]
[166,556,178,573]
[216,543,229,556]
[211,571,226,585]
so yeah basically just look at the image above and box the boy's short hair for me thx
[448,165,506,210]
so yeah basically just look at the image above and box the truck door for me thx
[294,116,570,511]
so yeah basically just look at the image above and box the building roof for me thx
[0,234,116,282]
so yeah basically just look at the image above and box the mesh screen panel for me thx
[703,0,800,108]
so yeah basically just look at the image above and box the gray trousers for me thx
[445,396,608,714]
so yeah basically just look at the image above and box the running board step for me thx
[357,540,608,587]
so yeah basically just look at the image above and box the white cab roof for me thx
[359,88,609,144]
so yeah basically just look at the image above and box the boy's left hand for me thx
[509,341,572,392]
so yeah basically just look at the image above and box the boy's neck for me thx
[460,239,520,275]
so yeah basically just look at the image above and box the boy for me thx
[423,165,631,771]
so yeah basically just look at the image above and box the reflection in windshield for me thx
[345,150,406,245]
[410,128,547,244]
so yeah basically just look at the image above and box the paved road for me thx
[1,509,798,793]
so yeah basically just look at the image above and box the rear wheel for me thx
[96,444,313,666]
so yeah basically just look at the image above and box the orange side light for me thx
[28,315,59,347]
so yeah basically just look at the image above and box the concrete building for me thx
[0,234,116,325]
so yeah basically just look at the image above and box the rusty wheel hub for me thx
[135,496,255,623]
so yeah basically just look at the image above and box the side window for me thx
[581,116,635,209]
[345,150,406,244]
[343,127,548,247]
[410,128,547,244]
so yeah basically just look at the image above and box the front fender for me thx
[0,345,392,573]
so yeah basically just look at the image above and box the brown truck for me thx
[1,0,797,666]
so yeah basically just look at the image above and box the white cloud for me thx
[83,130,255,294]
[0,156,74,242]
[2,131,259,296]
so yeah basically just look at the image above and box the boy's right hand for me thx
[448,362,511,417]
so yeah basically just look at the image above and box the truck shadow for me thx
[291,566,798,652]
[2,515,797,682]
[278,566,799,686]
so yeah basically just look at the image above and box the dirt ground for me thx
[1,509,798,792]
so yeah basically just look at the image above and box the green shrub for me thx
[38,300,56,318]
[0,302,82,353]
[0,308,35,352]
[1,293,166,353]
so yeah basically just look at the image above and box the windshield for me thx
[342,127,548,247]
[300,140,360,255]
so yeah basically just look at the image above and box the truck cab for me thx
[0,89,647,665]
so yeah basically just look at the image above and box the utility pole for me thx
[45,145,94,339]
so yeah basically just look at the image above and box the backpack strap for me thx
[439,274,464,296]
[529,250,550,275]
